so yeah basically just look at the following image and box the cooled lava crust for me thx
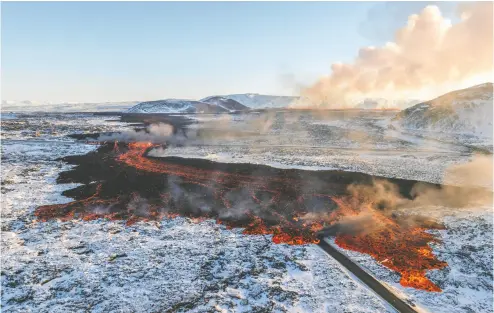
[36,140,448,292]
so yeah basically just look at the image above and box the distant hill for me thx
[126,98,248,114]
[213,93,299,109]
[200,96,248,111]
[392,83,493,138]
[126,93,297,113]
[4,93,298,113]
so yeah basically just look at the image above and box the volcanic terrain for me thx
[2,111,492,313]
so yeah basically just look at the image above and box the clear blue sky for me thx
[1,1,456,102]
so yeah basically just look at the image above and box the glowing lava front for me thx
[334,211,446,292]
[35,141,447,292]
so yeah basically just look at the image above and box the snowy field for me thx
[155,111,490,187]
[1,112,492,312]
[1,114,392,313]
[327,205,493,313]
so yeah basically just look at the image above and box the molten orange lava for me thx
[117,142,447,291]
[35,141,447,292]
[332,197,446,292]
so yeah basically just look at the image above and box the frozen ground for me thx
[153,110,490,187]
[0,113,130,141]
[1,112,492,313]
[155,110,494,312]
[1,114,393,313]
[327,206,493,313]
[1,101,137,113]
[393,83,493,143]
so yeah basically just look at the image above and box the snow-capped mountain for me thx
[4,93,297,114]
[1,100,138,113]
[126,98,248,114]
[127,94,297,113]
[392,83,493,138]
[214,93,299,109]
[200,96,248,111]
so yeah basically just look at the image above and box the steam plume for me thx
[410,154,494,208]
[317,154,492,236]
[358,154,492,211]
[97,123,179,144]
[297,2,493,108]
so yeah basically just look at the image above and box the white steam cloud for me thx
[296,2,493,108]
[97,123,179,144]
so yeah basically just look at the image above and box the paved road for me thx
[317,237,418,313]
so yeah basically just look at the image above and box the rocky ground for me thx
[157,111,487,186]
[1,114,392,313]
[1,112,492,313]
[328,206,493,313]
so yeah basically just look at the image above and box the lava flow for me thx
[35,141,447,292]
[330,196,447,292]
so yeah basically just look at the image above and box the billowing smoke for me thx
[103,115,277,149]
[318,154,493,236]
[444,153,493,188]
[359,154,493,211]
[166,176,213,215]
[127,194,151,217]
[319,211,386,236]
[296,2,493,108]
[409,154,494,208]
[146,111,312,160]
[97,123,183,144]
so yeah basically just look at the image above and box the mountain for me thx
[126,98,248,114]
[392,83,493,138]
[200,96,248,111]
[4,93,296,113]
[215,94,299,109]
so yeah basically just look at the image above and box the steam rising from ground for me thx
[368,154,492,210]
[444,154,493,188]
[317,154,493,235]
[295,2,493,108]
[410,154,494,207]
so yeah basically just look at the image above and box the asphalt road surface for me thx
[318,237,418,313]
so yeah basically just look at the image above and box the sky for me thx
[1,1,459,103]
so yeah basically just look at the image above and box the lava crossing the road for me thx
[36,141,447,292]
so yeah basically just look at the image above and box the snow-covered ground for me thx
[155,110,493,312]
[205,93,299,109]
[0,113,130,141]
[1,101,138,113]
[393,83,493,142]
[154,111,489,186]
[1,112,492,313]
[125,93,298,113]
[126,99,243,114]
[327,206,493,313]
[1,114,394,313]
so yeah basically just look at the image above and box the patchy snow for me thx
[146,109,493,312]
[150,110,481,186]
[212,94,298,109]
[2,110,492,313]
[393,83,493,140]
[1,101,137,113]
[1,114,393,313]
[127,99,207,114]
[199,96,249,112]
[125,99,248,114]
[326,207,493,313]
[0,113,130,141]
